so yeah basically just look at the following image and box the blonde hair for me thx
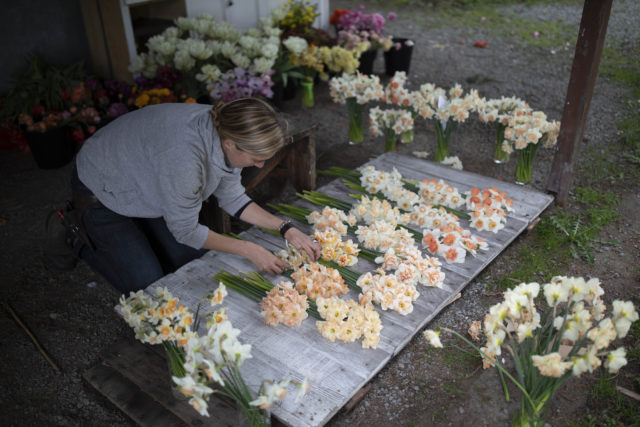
[210,98,288,156]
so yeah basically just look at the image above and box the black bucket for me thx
[358,49,378,75]
[24,127,75,169]
[384,38,414,76]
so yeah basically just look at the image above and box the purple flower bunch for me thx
[209,68,274,102]
[336,6,395,36]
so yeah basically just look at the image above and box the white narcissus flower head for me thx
[532,352,571,378]
[612,300,638,338]
[283,36,308,55]
[604,347,627,373]
[543,280,569,307]
[424,329,443,348]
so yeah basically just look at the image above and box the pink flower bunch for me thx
[259,281,309,327]
[209,67,274,102]
[336,7,390,35]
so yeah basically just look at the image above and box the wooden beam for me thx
[546,0,613,205]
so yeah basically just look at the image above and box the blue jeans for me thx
[72,167,206,294]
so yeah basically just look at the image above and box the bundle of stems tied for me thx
[214,270,320,319]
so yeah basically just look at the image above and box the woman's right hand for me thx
[245,242,289,276]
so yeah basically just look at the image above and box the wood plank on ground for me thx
[88,152,554,426]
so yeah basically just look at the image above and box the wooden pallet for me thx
[86,152,553,426]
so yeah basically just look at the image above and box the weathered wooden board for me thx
[141,152,554,426]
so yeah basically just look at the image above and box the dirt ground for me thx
[1,1,639,426]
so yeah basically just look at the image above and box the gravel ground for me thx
[1,1,638,426]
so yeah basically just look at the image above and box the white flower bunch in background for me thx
[328,72,384,104]
[359,165,405,195]
[503,110,561,153]
[407,203,461,230]
[439,155,463,170]
[424,276,639,427]
[350,195,407,225]
[368,107,415,138]
[383,71,414,108]
[315,296,383,349]
[412,83,482,123]
[477,96,531,126]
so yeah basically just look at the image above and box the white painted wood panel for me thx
[145,152,554,426]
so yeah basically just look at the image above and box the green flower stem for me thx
[401,129,414,144]
[493,123,510,164]
[384,127,397,152]
[515,143,539,184]
[346,97,364,144]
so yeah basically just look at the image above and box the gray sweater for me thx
[76,103,251,249]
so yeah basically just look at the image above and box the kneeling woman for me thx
[73,97,320,294]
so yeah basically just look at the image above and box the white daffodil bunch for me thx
[359,165,404,196]
[368,107,415,138]
[424,276,638,427]
[350,195,406,225]
[418,178,465,209]
[412,83,482,123]
[328,72,384,104]
[477,96,531,126]
[503,110,561,152]
[357,267,420,315]
[465,187,515,233]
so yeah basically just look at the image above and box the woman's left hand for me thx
[284,227,321,261]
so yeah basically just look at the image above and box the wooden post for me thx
[546,0,613,205]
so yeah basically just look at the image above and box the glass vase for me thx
[434,120,453,162]
[400,129,414,143]
[514,143,539,185]
[346,97,364,144]
[493,123,510,164]
[384,128,397,152]
[300,80,314,108]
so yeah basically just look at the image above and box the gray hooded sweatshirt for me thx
[76,103,251,249]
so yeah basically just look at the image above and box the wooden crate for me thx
[87,152,553,426]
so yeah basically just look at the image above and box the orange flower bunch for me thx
[259,281,309,327]
[418,178,465,209]
[465,187,515,233]
[291,262,349,299]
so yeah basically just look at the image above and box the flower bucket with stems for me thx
[24,127,75,169]
[384,38,414,76]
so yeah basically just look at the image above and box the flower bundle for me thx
[119,287,196,347]
[306,206,357,236]
[318,45,363,75]
[333,6,395,51]
[425,276,639,426]
[259,280,309,327]
[315,296,383,349]
[313,228,360,267]
[208,67,274,101]
[503,110,561,152]
[328,72,384,104]
[356,220,415,253]
[133,87,178,108]
[478,96,531,127]
[357,267,419,315]
[418,178,465,209]
[422,223,488,264]
[165,283,308,420]
[278,0,319,33]
[291,262,349,299]
[465,187,515,233]
[412,83,481,123]
[406,203,460,233]
[350,195,406,225]
[368,107,415,137]
[288,42,327,81]
[374,247,445,288]
[383,71,413,108]
[359,165,404,195]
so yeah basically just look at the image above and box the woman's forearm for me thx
[238,201,286,230]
